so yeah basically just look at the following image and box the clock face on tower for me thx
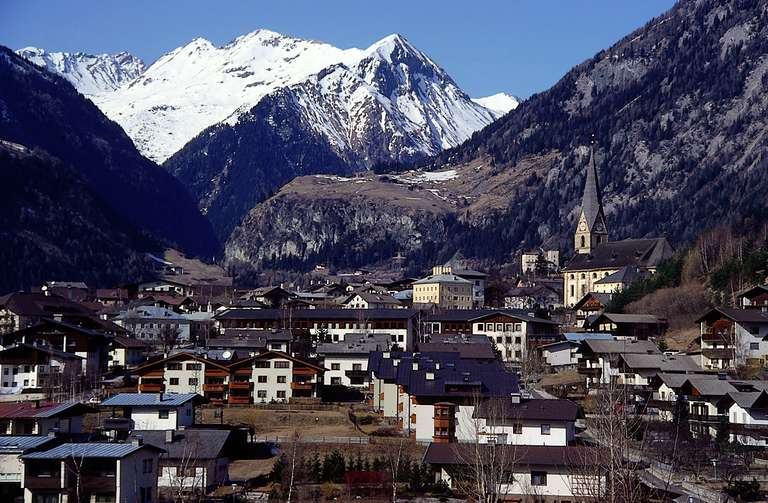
[579,222,587,231]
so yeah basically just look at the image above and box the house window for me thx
[257,376,267,383]
[331,377,341,385]
[23,365,30,373]
[166,362,182,370]
[512,423,522,434]
[158,410,169,419]
[254,361,270,368]
[531,471,547,486]
[188,378,198,386]
[277,376,287,384]
[750,342,760,350]
[277,390,286,399]
[270,343,282,350]
[186,363,202,371]
[257,390,267,398]
[331,363,341,370]
[274,361,290,369]
[541,424,551,435]
[169,378,179,385]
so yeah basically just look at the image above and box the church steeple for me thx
[574,141,608,254]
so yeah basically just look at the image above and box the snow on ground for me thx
[391,169,459,184]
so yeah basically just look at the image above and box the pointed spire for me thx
[580,137,605,229]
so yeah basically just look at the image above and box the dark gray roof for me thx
[564,238,674,271]
[583,339,660,355]
[423,443,600,468]
[317,334,393,355]
[215,308,417,321]
[22,442,162,459]
[619,353,701,372]
[0,436,57,452]
[130,429,232,459]
[696,307,768,325]
[101,393,200,408]
[594,313,664,325]
[580,146,606,230]
[594,266,644,285]
[474,398,579,422]
[417,334,496,360]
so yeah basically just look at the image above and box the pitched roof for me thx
[22,442,162,460]
[619,353,701,372]
[0,401,94,419]
[583,339,660,355]
[592,312,664,325]
[474,398,579,422]
[423,443,601,468]
[580,145,606,230]
[413,274,472,285]
[562,333,613,342]
[317,334,393,356]
[215,308,417,321]
[343,292,402,306]
[110,335,149,349]
[101,393,201,408]
[0,343,83,362]
[594,266,644,285]
[0,436,57,452]
[695,307,768,325]
[564,238,674,271]
[133,352,231,374]
[417,335,497,360]
[572,292,612,311]
[130,429,233,459]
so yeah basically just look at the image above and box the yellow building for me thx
[562,146,673,308]
[412,271,473,310]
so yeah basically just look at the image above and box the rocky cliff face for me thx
[227,0,768,274]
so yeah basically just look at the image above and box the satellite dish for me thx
[222,351,232,360]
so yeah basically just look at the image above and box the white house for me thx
[100,393,200,431]
[108,335,148,369]
[539,333,613,370]
[0,343,83,394]
[342,292,403,309]
[0,402,93,436]
[424,443,604,500]
[246,351,324,402]
[724,390,768,446]
[470,397,579,447]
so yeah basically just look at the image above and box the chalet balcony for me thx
[203,383,227,393]
[229,381,252,390]
[23,475,62,490]
[138,382,163,393]
[291,382,314,391]
[228,394,252,405]
[80,475,117,492]
[344,370,368,380]
[293,367,317,376]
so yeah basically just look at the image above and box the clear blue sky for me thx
[1,0,676,98]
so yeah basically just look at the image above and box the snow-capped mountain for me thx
[473,92,520,118]
[16,47,145,96]
[284,34,499,163]
[94,29,364,163]
[32,29,509,164]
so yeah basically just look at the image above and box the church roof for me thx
[580,146,606,230]
[564,238,674,271]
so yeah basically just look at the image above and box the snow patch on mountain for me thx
[16,47,145,96]
[472,92,520,118]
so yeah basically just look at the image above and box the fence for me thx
[253,435,370,445]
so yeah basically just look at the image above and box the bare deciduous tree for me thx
[158,324,181,355]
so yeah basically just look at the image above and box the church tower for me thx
[574,143,608,254]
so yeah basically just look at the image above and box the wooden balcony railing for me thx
[203,383,227,393]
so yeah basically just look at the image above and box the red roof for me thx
[0,401,91,419]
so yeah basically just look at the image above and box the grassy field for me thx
[199,405,362,437]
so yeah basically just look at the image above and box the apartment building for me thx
[577,339,660,387]
[0,436,57,501]
[115,305,192,345]
[134,351,323,405]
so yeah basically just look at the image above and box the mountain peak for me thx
[365,33,427,64]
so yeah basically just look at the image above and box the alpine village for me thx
[6,0,768,502]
